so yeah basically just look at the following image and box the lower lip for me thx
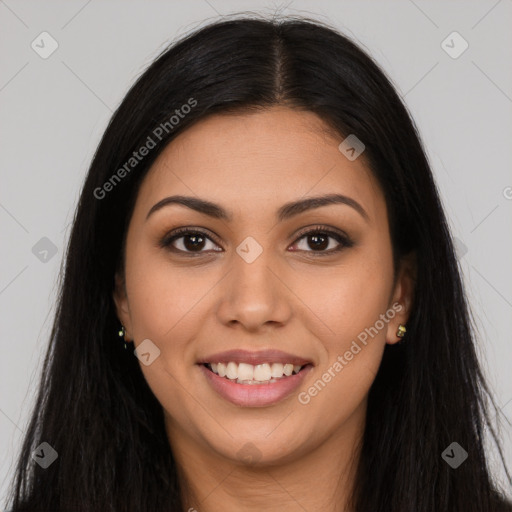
[199,364,313,407]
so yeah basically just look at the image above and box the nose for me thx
[215,247,292,332]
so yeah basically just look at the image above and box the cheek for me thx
[297,276,390,427]
[295,245,393,409]
[124,249,209,421]
[125,243,212,340]
[296,252,393,343]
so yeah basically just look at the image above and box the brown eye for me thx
[160,228,222,254]
[290,226,353,256]
[160,225,353,257]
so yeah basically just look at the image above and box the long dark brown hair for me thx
[5,14,512,511]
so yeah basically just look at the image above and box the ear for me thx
[386,251,416,345]
[113,270,132,340]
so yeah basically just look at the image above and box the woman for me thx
[5,15,511,512]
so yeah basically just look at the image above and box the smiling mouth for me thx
[203,361,311,385]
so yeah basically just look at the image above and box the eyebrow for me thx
[146,193,369,223]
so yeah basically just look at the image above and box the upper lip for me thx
[198,349,312,366]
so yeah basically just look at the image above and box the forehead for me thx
[135,107,384,222]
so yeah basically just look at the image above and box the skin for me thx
[114,106,415,511]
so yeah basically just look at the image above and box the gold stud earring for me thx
[118,325,128,350]
[396,324,407,338]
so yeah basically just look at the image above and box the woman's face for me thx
[114,106,414,468]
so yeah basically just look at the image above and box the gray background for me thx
[1,0,511,506]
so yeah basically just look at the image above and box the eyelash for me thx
[159,225,354,257]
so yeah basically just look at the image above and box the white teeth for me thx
[207,361,305,383]
[237,363,254,381]
[226,362,238,380]
[217,362,226,377]
[283,364,293,376]
[270,363,284,377]
[253,363,271,381]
